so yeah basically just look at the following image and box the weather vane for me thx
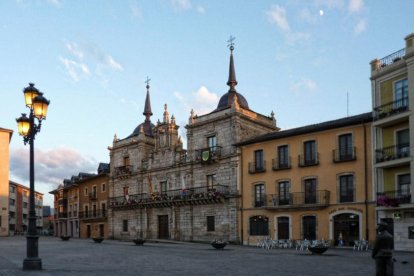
[145,76,151,88]
[227,35,235,52]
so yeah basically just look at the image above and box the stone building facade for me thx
[108,46,278,242]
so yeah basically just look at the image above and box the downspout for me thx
[363,122,369,241]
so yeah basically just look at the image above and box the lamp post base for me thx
[23,257,42,270]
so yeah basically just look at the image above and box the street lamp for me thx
[16,83,50,270]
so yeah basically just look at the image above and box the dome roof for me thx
[216,91,249,111]
[128,121,155,138]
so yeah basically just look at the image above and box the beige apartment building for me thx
[370,33,414,251]
[0,127,12,236]
[237,113,376,246]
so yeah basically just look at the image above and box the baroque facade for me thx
[108,46,278,242]
[370,33,414,251]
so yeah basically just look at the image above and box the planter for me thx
[133,239,145,246]
[92,237,104,243]
[60,235,70,241]
[211,242,227,250]
[308,246,329,255]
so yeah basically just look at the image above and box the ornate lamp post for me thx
[16,83,50,270]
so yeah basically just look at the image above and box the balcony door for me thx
[278,181,290,205]
[396,129,409,157]
[254,184,265,207]
[304,140,316,165]
[339,134,353,160]
[394,78,408,109]
[304,179,316,204]
[255,150,264,171]
[398,173,410,197]
[302,216,316,240]
[158,215,169,239]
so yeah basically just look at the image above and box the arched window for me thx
[249,216,269,236]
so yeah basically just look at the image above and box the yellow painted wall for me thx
[240,121,376,244]
[0,129,12,236]
[383,166,410,191]
[380,73,407,105]
[381,122,409,147]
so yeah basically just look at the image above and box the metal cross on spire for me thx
[145,76,151,89]
[227,35,235,52]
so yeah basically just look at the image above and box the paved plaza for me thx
[0,236,413,276]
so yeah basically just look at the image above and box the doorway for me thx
[158,215,169,239]
[302,216,316,240]
[333,213,359,246]
[277,217,289,239]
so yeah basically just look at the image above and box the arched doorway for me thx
[333,213,359,246]
[277,217,290,239]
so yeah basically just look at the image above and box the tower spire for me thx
[227,36,237,93]
[143,76,153,122]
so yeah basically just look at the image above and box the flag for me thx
[181,174,186,189]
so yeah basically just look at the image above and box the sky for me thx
[1,0,413,206]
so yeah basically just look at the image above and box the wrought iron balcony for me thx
[375,143,410,163]
[254,195,266,207]
[376,190,411,207]
[272,157,291,170]
[57,212,67,218]
[373,97,408,120]
[298,154,319,167]
[89,192,98,200]
[248,161,266,173]
[333,147,356,163]
[266,190,330,209]
[195,146,222,164]
[114,165,132,178]
[110,185,232,209]
[379,48,406,68]
[79,209,107,220]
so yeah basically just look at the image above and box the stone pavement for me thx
[0,236,413,276]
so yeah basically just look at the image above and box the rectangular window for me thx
[338,134,353,160]
[394,78,408,108]
[398,174,410,196]
[123,156,130,166]
[339,175,354,203]
[278,145,289,168]
[254,184,265,207]
[304,179,317,204]
[102,183,106,192]
[84,206,89,218]
[207,174,216,189]
[10,186,15,193]
[396,129,410,157]
[84,187,88,196]
[208,136,217,150]
[123,187,129,196]
[304,140,316,165]
[249,216,269,236]
[123,220,128,232]
[10,199,15,206]
[207,216,215,232]
[101,203,106,217]
[92,186,97,197]
[160,181,167,194]
[254,150,264,171]
[278,181,290,205]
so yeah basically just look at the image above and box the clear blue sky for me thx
[1,0,413,206]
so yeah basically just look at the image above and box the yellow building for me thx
[0,127,13,236]
[237,113,375,246]
[370,33,414,251]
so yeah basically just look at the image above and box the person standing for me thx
[372,222,394,276]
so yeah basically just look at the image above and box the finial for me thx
[113,133,118,142]
[271,110,275,118]
[227,35,235,52]
[163,104,169,123]
[145,76,151,90]
[171,114,176,125]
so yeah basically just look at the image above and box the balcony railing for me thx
[376,190,411,207]
[89,192,98,200]
[375,143,410,163]
[57,212,68,218]
[373,97,408,120]
[379,48,406,68]
[114,165,132,177]
[298,154,319,167]
[272,157,291,170]
[267,190,330,208]
[248,161,266,173]
[333,147,356,163]
[195,146,222,164]
[79,209,107,219]
[254,195,266,207]
[110,185,232,209]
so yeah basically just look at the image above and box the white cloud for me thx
[174,86,219,116]
[315,0,345,10]
[10,146,97,187]
[106,55,123,71]
[348,0,364,13]
[291,78,318,93]
[266,5,290,32]
[171,0,192,11]
[66,42,84,59]
[46,0,61,7]
[129,0,142,18]
[354,19,367,35]
[59,56,90,81]
[196,5,206,14]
